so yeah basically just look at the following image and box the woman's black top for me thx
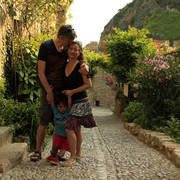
[62,61,88,101]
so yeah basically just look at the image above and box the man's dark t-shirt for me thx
[37,39,68,89]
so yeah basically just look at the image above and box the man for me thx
[30,25,88,161]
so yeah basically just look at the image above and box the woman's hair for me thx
[57,25,77,40]
[70,41,87,63]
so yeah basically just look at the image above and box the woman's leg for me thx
[75,126,82,160]
[66,129,77,161]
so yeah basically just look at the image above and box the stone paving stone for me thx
[0,107,180,180]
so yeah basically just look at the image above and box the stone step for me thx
[0,143,28,173]
[0,127,12,148]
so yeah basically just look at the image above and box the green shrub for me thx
[0,97,40,148]
[155,116,180,143]
[83,48,108,78]
[124,101,144,123]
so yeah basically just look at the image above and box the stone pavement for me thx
[1,107,180,180]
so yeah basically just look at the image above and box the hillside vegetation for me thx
[144,9,180,40]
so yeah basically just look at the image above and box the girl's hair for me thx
[70,41,87,63]
[57,25,77,40]
[54,94,68,107]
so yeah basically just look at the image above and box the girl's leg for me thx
[66,129,77,161]
[58,149,66,157]
[51,145,59,157]
[75,126,82,160]
[52,127,56,149]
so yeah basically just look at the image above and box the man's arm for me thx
[78,63,89,75]
[38,60,54,106]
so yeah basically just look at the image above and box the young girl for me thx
[62,41,96,166]
[46,94,71,164]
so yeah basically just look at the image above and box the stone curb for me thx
[0,143,28,173]
[124,122,180,167]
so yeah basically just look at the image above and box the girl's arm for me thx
[62,75,92,97]
[68,96,72,109]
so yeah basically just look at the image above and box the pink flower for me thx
[137,59,141,64]
[158,78,164,83]
[160,64,166,69]
[128,25,131,27]
[133,84,139,88]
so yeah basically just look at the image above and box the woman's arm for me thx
[62,75,92,97]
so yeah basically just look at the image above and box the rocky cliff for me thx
[100,0,180,43]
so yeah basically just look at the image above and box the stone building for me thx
[85,41,99,52]
[88,67,116,108]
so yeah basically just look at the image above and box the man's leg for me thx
[36,125,48,152]
[30,125,47,161]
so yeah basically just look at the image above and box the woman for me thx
[62,41,96,166]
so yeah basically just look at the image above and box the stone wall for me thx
[88,67,116,108]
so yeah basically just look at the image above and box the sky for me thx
[67,0,133,47]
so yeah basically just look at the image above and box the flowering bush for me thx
[128,52,180,128]
[105,75,118,91]
[102,26,158,83]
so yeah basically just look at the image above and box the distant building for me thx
[85,41,99,52]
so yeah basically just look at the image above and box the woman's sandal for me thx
[76,156,81,161]
[62,159,76,167]
[30,151,42,161]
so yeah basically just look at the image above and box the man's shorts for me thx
[53,134,70,152]
[39,88,62,126]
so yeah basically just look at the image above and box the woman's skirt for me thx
[65,99,96,130]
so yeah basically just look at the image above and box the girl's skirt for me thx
[65,99,96,130]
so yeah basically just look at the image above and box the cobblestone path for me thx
[1,107,180,180]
